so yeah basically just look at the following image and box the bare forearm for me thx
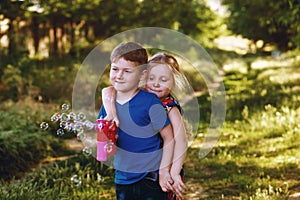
[102,86,119,125]
[168,108,188,175]
[159,124,174,170]
[169,114,188,199]
[158,124,175,192]
[171,137,187,176]
[160,135,175,171]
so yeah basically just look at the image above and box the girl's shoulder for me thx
[162,95,183,114]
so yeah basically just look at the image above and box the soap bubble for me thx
[70,175,82,186]
[61,103,69,111]
[76,112,86,121]
[68,112,76,120]
[56,128,64,136]
[105,143,113,153]
[84,120,95,130]
[77,132,85,140]
[48,106,92,139]
[60,113,69,121]
[59,121,68,129]
[82,146,92,156]
[70,27,227,172]
[40,122,49,130]
[64,122,73,132]
[50,113,60,122]
[74,124,84,134]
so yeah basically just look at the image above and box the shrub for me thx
[0,101,73,180]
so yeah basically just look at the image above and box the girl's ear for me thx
[139,69,148,88]
[140,69,148,81]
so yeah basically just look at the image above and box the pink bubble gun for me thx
[95,119,117,161]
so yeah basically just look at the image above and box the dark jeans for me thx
[116,176,168,200]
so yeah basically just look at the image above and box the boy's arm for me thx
[102,86,119,126]
[159,123,175,192]
[168,107,188,199]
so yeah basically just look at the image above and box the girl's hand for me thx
[171,174,186,199]
[104,114,119,127]
[102,86,119,126]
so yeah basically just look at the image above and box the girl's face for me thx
[145,64,175,100]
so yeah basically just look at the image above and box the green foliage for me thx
[0,101,73,180]
[0,0,223,59]
[222,51,299,121]
[0,0,226,102]
[222,0,300,50]
[1,65,23,101]
[0,56,80,103]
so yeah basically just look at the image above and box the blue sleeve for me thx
[149,96,170,131]
[97,106,107,119]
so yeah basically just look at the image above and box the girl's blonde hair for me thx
[148,52,194,143]
[149,53,189,102]
[149,52,180,71]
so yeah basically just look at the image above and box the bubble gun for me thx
[95,119,117,161]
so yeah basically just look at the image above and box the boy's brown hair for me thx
[110,42,148,66]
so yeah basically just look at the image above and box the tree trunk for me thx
[31,15,40,55]
[7,21,16,58]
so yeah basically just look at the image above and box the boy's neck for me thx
[116,88,140,104]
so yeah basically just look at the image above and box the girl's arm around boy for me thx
[159,124,175,193]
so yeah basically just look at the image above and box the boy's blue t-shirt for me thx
[98,90,170,184]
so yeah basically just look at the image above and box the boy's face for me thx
[110,57,144,94]
[145,64,174,100]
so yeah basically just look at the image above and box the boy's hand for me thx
[170,173,187,199]
[159,169,174,192]
[104,114,120,127]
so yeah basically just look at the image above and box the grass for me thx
[0,49,299,199]
[186,104,300,199]
[183,50,300,199]
[0,99,76,180]
[0,155,116,199]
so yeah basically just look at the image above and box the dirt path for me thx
[41,139,84,163]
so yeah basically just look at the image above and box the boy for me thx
[98,42,174,199]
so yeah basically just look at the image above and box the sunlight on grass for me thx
[258,68,300,84]
[251,57,296,69]
[214,35,250,55]
[186,101,300,199]
[223,59,248,73]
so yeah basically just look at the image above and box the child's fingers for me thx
[165,180,174,192]
[171,175,187,199]
[114,119,120,127]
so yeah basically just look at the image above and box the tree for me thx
[0,0,223,58]
[137,0,223,46]
[0,0,31,58]
[222,0,300,51]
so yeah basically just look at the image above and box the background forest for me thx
[0,0,299,199]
